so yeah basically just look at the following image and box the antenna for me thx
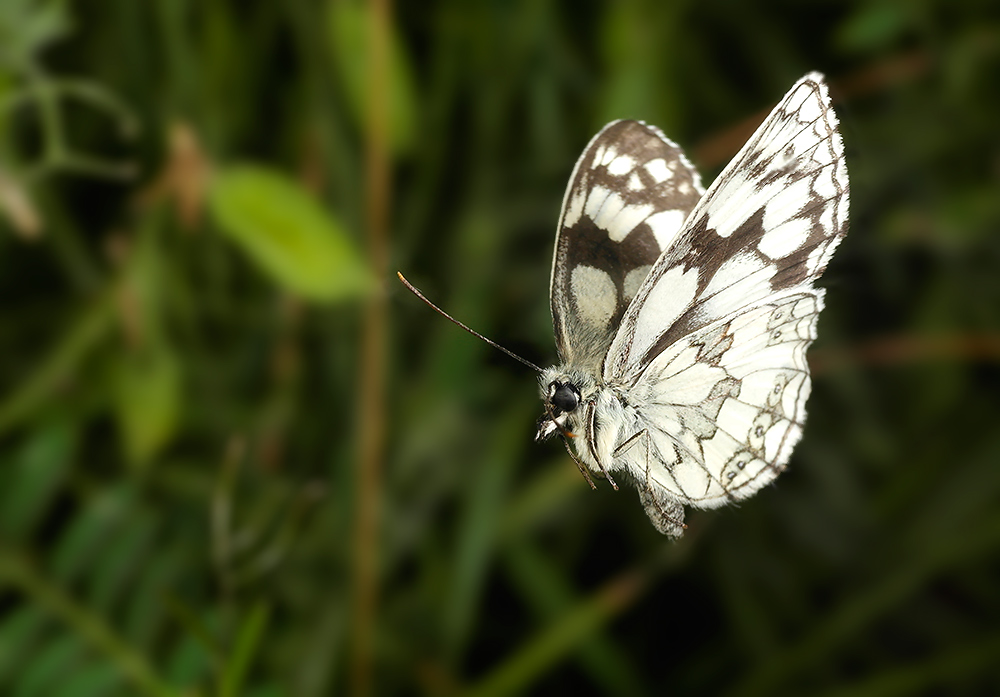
[396,272,543,374]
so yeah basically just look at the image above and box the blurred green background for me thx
[1,0,999,695]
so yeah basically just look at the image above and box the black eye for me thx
[550,383,580,412]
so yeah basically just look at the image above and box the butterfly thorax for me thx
[537,364,634,448]
[537,363,651,486]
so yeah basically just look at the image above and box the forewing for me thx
[550,120,703,371]
[626,291,822,508]
[604,73,848,383]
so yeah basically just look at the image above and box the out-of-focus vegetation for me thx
[0,0,998,695]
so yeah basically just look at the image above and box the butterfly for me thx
[400,72,849,536]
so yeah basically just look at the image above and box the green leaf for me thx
[326,0,418,155]
[0,422,75,539]
[219,602,270,697]
[835,2,910,54]
[111,345,182,468]
[209,165,374,301]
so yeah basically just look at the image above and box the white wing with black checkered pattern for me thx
[539,73,849,536]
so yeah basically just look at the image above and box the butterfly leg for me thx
[585,400,619,490]
[542,400,598,490]
[613,429,646,459]
[618,428,687,536]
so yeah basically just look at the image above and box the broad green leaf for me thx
[0,421,75,539]
[104,210,180,469]
[111,345,181,468]
[209,165,373,301]
[326,0,418,155]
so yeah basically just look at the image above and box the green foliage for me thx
[0,0,998,696]
[110,345,182,468]
[209,164,373,301]
[0,0,70,70]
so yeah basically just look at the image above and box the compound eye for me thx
[550,383,580,412]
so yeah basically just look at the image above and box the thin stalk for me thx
[351,0,391,695]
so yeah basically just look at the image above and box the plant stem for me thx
[352,0,392,694]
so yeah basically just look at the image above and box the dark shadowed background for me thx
[1,1,999,695]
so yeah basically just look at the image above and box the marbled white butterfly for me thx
[400,72,848,536]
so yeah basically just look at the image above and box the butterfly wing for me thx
[550,120,704,372]
[628,291,822,510]
[602,73,849,527]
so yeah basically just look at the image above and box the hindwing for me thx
[627,291,823,509]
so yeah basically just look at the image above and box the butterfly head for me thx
[535,368,593,442]
[549,382,580,412]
